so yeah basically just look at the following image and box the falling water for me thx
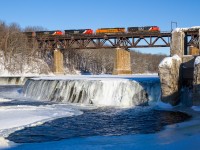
[23,78,160,107]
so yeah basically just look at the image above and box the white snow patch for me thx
[172,26,200,33]
[159,57,172,68]
[0,98,11,102]
[172,54,181,61]
[0,137,15,149]
[159,54,180,68]
[0,105,82,132]
[173,27,189,33]
[194,56,200,66]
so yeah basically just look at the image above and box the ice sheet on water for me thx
[0,99,84,149]
[0,84,101,149]
[6,106,200,150]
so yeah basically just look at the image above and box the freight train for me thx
[24,26,160,37]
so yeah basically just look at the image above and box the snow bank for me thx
[159,54,181,68]
[0,137,15,149]
[0,105,81,131]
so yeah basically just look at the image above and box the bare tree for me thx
[23,26,48,32]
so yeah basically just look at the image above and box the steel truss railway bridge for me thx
[27,30,199,75]
[34,31,199,50]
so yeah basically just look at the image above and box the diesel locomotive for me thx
[24,30,63,37]
[64,29,93,35]
[127,26,160,33]
[96,28,126,34]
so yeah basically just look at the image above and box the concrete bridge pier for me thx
[53,49,64,75]
[170,31,185,57]
[113,48,132,75]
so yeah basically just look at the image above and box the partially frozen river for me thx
[0,75,199,150]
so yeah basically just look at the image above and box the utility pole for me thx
[171,21,178,31]
[199,29,200,50]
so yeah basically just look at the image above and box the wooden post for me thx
[54,49,64,75]
[113,48,132,75]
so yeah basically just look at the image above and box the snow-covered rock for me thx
[193,56,200,105]
[158,55,182,106]
[159,54,181,68]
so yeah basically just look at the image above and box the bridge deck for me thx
[27,30,199,50]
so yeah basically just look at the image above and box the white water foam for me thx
[23,78,160,107]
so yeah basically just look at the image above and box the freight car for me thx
[96,28,125,34]
[64,29,93,35]
[127,26,160,33]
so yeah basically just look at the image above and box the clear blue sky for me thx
[0,0,199,55]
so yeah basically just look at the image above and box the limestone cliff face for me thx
[193,56,200,105]
[158,55,182,105]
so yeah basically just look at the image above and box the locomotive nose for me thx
[56,31,63,35]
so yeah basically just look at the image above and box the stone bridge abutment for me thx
[159,27,200,106]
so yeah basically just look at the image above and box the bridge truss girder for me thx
[187,33,199,48]
[35,31,199,50]
[36,33,171,50]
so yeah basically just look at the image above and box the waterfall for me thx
[23,78,160,107]
[0,77,26,85]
